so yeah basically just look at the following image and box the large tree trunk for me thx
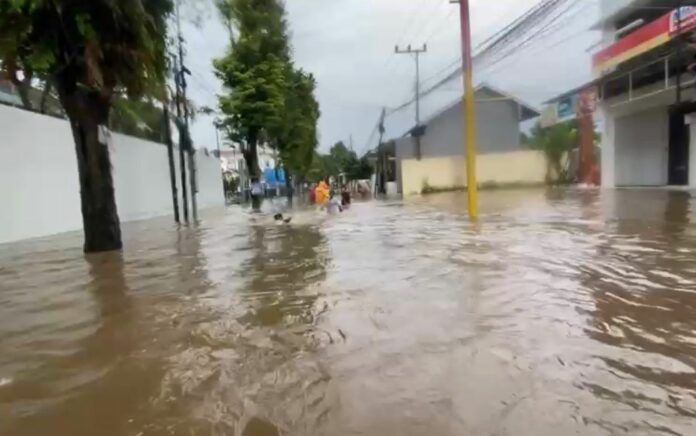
[244,132,262,211]
[59,87,122,252]
[285,170,293,203]
[243,138,260,181]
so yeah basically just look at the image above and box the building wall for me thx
[398,89,523,160]
[196,149,225,207]
[0,105,83,243]
[400,150,546,197]
[599,81,696,187]
[401,156,465,196]
[0,105,224,244]
[600,109,616,187]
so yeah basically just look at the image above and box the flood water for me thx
[2,188,696,435]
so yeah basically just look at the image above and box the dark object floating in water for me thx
[274,213,292,224]
[242,417,280,436]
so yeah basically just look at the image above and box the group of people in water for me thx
[273,179,352,224]
[309,179,351,213]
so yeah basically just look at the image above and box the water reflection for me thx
[240,223,329,328]
[579,189,696,434]
[144,221,333,435]
[2,189,696,435]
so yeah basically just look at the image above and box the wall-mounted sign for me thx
[540,86,597,128]
[593,7,696,76]
[557,94,577,120]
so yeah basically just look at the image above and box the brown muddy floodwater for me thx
[2,189,696,436]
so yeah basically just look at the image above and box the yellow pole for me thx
[458,0,478,219]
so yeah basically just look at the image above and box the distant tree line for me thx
[308,141,372,183]
[214,0,320,185]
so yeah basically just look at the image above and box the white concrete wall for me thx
[0,105,83,242]
[195,149,225,209]
[112,133,180,222]
[0,105,224,244]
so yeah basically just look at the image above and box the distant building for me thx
[219,144,281,194]
[551,1,696,188]
[219,144,277,175]
[391,84,543,196]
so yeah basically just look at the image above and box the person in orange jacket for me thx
[315,179,330,206]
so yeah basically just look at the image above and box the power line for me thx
[381,0,430,77]
[386,0,580,117]
[411,0,451,44]
[422,7,458,43]
[414,0,568,92]
[477,0,591,78]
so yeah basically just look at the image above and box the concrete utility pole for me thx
[173,1,189,223]
[163,100,181,223]
[451,0,478,219]
[395,43,427,160]
[175,0,198,222]
[172,52,189,223]
[376,108,387,195]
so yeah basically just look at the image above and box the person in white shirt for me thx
[250,178,263,210]
[326,192,343,214]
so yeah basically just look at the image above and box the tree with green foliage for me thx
[346,155,373,181]
[307,151,328,181]
[527,121,577,183]
[275,68,320,183]
[306,142,373,183]
[329,141,353,172]
[214,0,290,181]
[327,141,372,181]
[0,0,173,252]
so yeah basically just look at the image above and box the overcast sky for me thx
[183,0,600,155]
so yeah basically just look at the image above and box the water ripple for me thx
[1,189,696,435]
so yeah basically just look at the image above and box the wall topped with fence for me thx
[0,104,224,244]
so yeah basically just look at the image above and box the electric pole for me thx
[163,97,180,223]
[377,108,386,195]
[395,44,427,149]
[173,51,189,223]
[175,0,198,222]
[451,0,478,219]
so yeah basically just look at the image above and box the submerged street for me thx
[2,189,696,436]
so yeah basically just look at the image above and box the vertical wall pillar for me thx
[688,115,696,188]
[600,106,616,188]
[578,88,597,184]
